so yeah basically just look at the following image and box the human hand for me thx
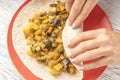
[68,28,120,70]
[65,0,98,29]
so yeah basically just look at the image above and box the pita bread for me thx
[12,0,83,80]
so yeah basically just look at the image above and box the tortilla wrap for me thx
[62,20,83,71]
[12,0,83,80]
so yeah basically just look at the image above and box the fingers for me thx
[68,30,98,48]
[73,0,98,29]
[71,47,110,64]
[69,0,86,25]
[83,57,109,70]
[70,39,100,58]
[65,0,74,12]
[66,0,98,28]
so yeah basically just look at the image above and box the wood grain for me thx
[0,0,120,80]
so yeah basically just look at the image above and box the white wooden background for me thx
[0,0,120,80]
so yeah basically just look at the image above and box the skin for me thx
[65,0,98,29]
[66,0,120,70]
[68,28,120,70]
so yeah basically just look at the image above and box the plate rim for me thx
[7,0,112,80]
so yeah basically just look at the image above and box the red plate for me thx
[7,0,112,80]
[83,4,112,80]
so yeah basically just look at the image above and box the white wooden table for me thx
[0,0,120,80]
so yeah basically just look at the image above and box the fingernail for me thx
[67,41,71,47]
[72,23,83,29]
[69,21,72,26]
[68,40,74,48]
[79,67,84,71]
[67,52,72,58]
[68,55,74,59]
[68,44,73,48]
[73,27,79,29]
[71,58,75,63]
[72,23,76,29]
[74,64,84,71]
[80,62,83,66]
[68,54,73,59]
[68,44,71,48]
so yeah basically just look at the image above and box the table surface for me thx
[0,0,120,80]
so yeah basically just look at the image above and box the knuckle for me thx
[100,28,108,34]
[76,55,82,62]
[87,40,96,47]
[98,35,110,43]
[73,6,78,11]
[78,33,84,39]
[107,47,113,53]
[91,40,97,44]
[81,11,87,17]
[96,38,105,44]
[90,0,98,3]
[93,0,98,2]
[104,36,110,41]
[84,51,93,59]
[71,50,76,57]
[108,57,115,64]
[81,42,87,47]
[80,42,88,51]
[84,65,91,70]
[69,17,74,23]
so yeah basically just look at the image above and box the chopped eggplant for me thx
[44,40,51,49]
[54,18,60,25]
[23,1,76,76]
[62,58,70,65]
[50,4,57,7]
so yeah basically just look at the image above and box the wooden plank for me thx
[0,0,120,80]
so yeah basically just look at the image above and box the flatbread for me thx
[62,20,83,71]
[12,0,83,80]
